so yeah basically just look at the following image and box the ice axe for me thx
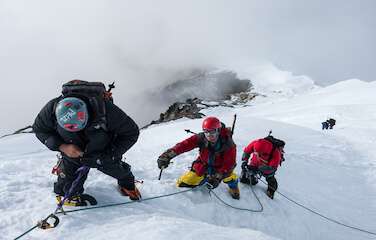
[158,160,174,180]
[231,114,237,136]
[104,82,115,101]
[268,129,273,136]
[158,167,165,180]
[107,81,115,92]
[184,129,197,134]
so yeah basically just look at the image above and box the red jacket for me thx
[243,139,281,169]
[172,128,236,176]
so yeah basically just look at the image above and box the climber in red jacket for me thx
[240,138,282,199]
[157,116,240,199]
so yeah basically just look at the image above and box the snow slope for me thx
[1,79,376,240]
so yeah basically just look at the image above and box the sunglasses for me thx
[203,129,219,136]
[204,129,219,138]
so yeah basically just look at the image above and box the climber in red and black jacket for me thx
[240,138,282,199]
[157,116,240,199]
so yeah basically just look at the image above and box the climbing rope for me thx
[258,178,376,236]
[16,179,375,239]
[14,226,38,240]
[208,185,263,212]
[59,186,198,214]
[14,186,201,240]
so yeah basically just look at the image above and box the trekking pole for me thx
[231,114,237,136]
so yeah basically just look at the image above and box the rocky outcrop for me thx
[141,91,258,129]
[141,98,204,129]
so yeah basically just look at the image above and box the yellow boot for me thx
[223,172,240,200]
[176,171,205,188]
[228,187,240,200]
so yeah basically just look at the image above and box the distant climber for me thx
[322,121,329,130]
[327,118,336,129]
[322,118,336,130]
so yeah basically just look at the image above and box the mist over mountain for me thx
[0,0,375,135]
[132,69,250,125]
[159,70,251,102]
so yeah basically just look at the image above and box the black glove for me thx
[157,149,177,169]
[241,161,249,171]
[81,151,118,168]
[240,169,250,185]
[241,152,250,162]
[207,173,223,189]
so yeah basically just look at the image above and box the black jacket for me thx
[33,97,139,166]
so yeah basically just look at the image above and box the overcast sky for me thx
[0,0,375,135]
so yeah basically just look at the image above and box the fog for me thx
[0,0,375,135]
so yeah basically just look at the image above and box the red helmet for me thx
[202,117,221,131]
[202,117,221,143]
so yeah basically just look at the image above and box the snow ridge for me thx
[1,79,376,240]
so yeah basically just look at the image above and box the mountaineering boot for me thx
[56,195,82,206]
[239,170,250,185]
[266,176,277,199]
[56,194,97,206]
[119,185,142,200]
[250,174,258,185]
[228,187,240,200]
[266,189,275,199]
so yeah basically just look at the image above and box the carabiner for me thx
[37,214,60,229]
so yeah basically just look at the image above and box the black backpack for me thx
[60,80,114,131]
[264,133,286,165]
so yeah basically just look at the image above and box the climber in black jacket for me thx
[33,80,141,204]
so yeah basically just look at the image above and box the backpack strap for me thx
[194,126,235,171]
[264,136,277,162]
[196,133,208,150]
[267,144,277,162]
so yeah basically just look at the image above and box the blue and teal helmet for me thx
[55,97,89,132]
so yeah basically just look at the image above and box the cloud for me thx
[0,0,375,134]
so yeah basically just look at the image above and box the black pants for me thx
[265,176,278,192]
[248,165,278,192]
[54,157,135,196]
